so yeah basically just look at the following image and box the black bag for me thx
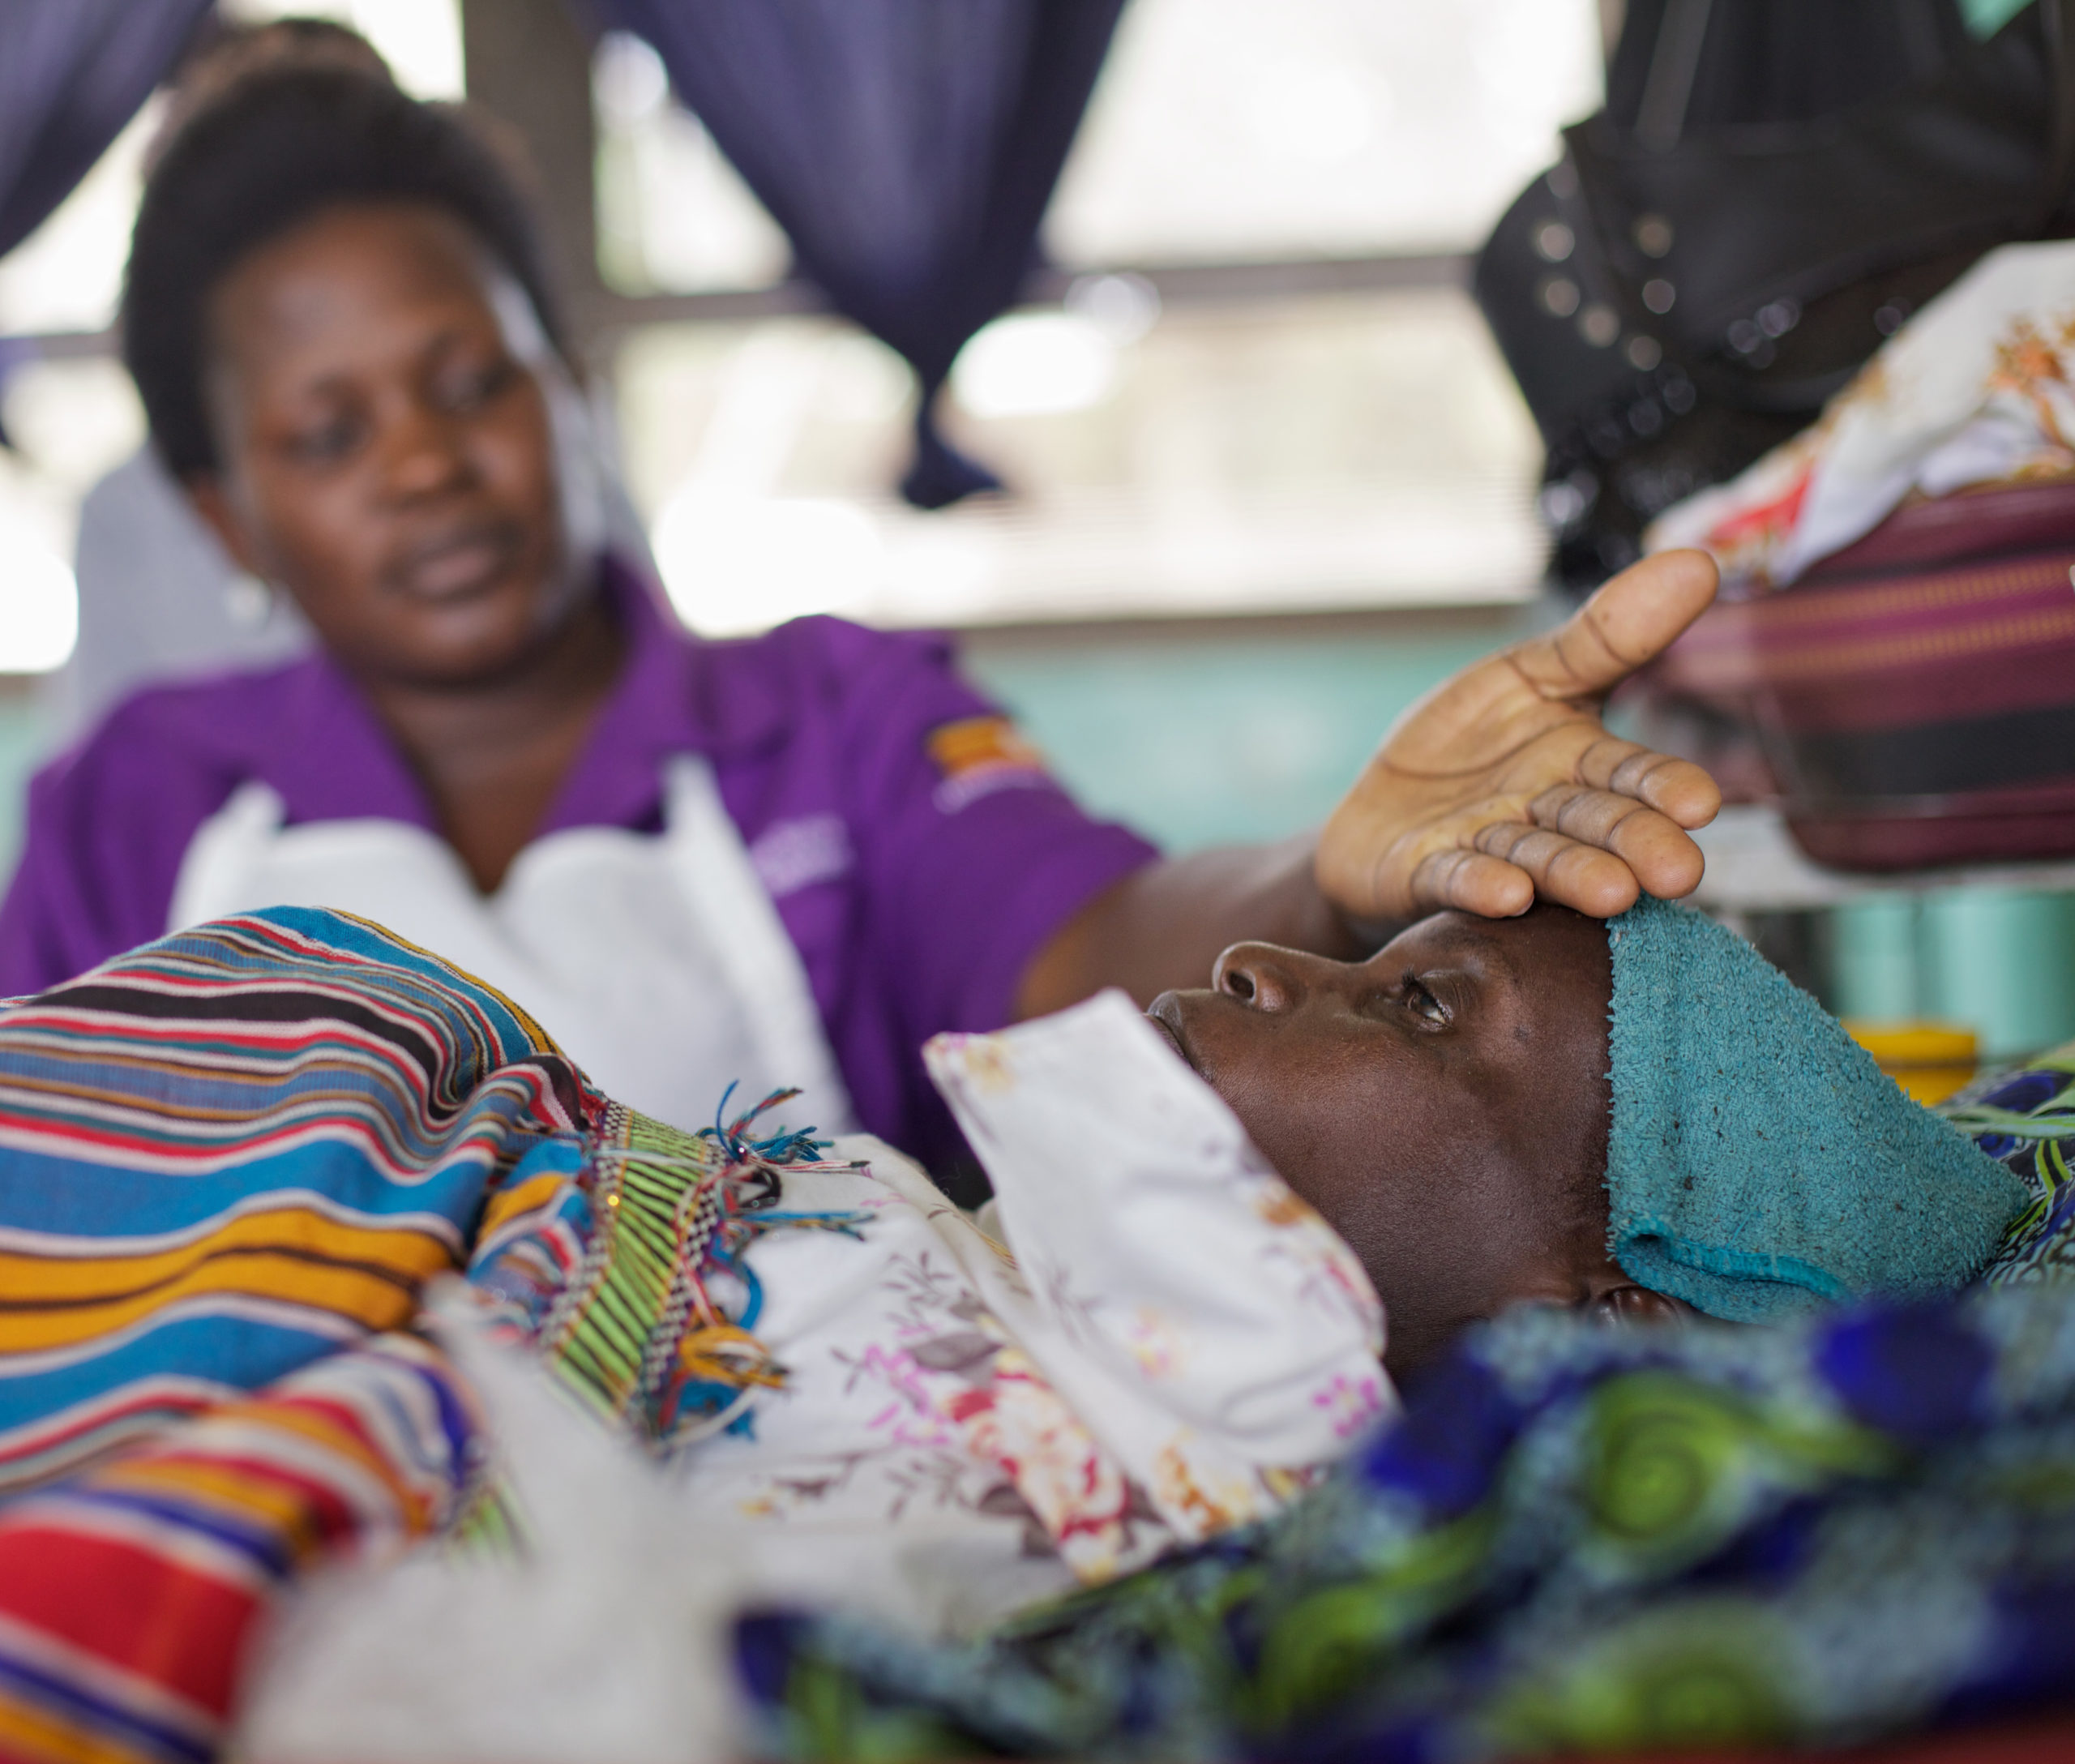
[1476,0,2075,591]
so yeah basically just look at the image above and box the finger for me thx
[1572,735,1722,830]
[1509,550,1719,702]
[1470,821,1644,918]
[1527,785,1705,899]
[1407,846,1534,919]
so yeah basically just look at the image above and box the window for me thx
[1050,0,1602,264]
[0,0,464,674]
[0,0,1601,672]
[592,32,787,297]
[599,0,1602,634]
[0,0,463,339]
[620,288,1546,636]
[221,0,464,97]
[593,0,1604,292]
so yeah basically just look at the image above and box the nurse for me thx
[0,62,1721,1166]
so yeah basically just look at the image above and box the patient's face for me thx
[1151,906,1619,1379]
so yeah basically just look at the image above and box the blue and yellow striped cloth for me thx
[0,906,601,1763]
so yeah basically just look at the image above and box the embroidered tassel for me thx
[532,1087,870,1453]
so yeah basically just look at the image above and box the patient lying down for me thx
[0,903,2027,1760]
[242,900,2026,1757]
[1157,893,2020,1369]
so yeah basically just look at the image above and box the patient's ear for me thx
[1588,1282,1696,1327]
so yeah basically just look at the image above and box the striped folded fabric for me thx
[0,1331,479,1764]
[0,907,601,1764]
[1650,481,2075,870]
[1640,239,2075,872]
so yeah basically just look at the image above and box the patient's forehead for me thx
[1386,912,1520,963]
[1384,905,1607,993]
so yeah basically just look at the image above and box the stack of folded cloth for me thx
[1644,240,2075,870]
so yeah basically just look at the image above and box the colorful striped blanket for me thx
[0,906,1385,1764]
[0,906,823,1764]
[15,909,2075,1764]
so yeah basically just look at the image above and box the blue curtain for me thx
[0,0,210,447]
[592,0,1127,508]
[0,0,212,261]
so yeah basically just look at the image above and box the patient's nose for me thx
[1213,942,1306,1011]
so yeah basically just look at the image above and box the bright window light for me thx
[1050,0,1602,263]
[592,31,790,296]
[0,101,160,336]
[594,31,670,126]
[1,360,146,490]
[1064,272,1162,344]
[1246,58,1383,165]
[0,358,130,674]
[614,287,1547,632]
[653,494,885,636]
[0,522,79,674]
[221,0,464,98]
[952,314,1117,419]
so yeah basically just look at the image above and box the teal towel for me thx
[1606,897,2028,1323]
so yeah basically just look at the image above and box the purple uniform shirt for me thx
[0,567,1157,1166]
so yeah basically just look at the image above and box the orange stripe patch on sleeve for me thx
[926,717,1054,813]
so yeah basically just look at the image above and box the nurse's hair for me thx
[123,60,570,481]
[145,17,392,170]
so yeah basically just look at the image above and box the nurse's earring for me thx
[223,571,280,631]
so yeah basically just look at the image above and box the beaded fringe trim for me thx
[534,1088,866,1452]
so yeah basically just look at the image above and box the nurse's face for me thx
[187,201,580,689]
[1152,906,1631,1378]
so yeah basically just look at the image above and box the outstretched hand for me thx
[1316,549,1722,923]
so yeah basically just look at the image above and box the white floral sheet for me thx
[238,992,1391,1759]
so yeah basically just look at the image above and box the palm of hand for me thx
[1317,550,1724,924]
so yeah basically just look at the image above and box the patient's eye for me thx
[1402,973,1448,1027]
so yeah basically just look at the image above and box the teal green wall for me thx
[1960,0,2032,38]
[0,616,2069,1062]
[1829,891,2075,1060]
[0,694,41,884]
[965,618,2075,1061]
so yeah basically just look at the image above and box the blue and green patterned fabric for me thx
[736,1047,2075,1762]
[738,1285,2075,1762]
[1949,1038,2075,1287]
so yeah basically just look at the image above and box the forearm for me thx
[1015,834,1395,1018]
